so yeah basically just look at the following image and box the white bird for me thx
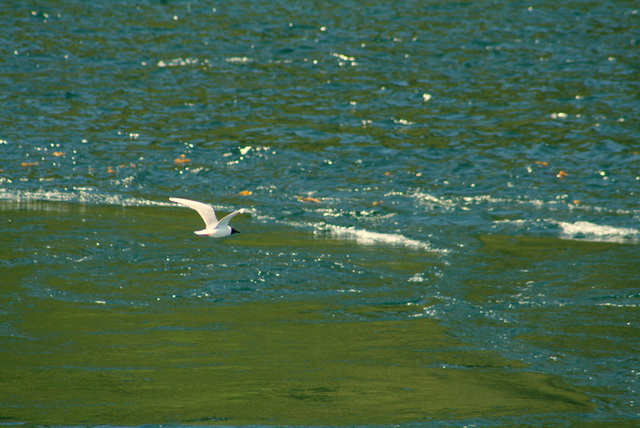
[170,197,245,238]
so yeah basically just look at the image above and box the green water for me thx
[4,299,592,425]
[2,203,627,426]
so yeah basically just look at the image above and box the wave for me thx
[494,218,640,244]
[1,188,446,252]
[0,188,245,213]
[0,188,171,208]
[8,188,635,247]
[313,223,446,253]
[555,220,639,244]
[412,191,639,216]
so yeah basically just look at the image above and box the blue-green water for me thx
[1,0,639,426]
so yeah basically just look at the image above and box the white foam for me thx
[412,192,459,210]
[556,221,639,243]
[314,223,445,252]
[157,57,209,68]
[0,188,185,209]
[225,56,253,64]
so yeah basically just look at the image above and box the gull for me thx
[170,197,245,238]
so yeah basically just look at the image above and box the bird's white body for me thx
[170,197,244,238]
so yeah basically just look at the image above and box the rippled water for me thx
[1,0,639,426]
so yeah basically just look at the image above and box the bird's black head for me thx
[231,227,240,235]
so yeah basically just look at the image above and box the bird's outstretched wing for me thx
[217,209,245,229]
[170,198,218,227]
